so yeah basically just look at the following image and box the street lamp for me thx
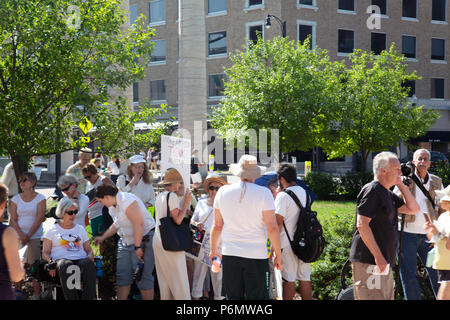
[265,14,286,38]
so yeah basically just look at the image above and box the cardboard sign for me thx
[160,135,191,187]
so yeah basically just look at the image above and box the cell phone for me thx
[424,213,432,223]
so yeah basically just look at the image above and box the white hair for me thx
[373,151,398,179]
[55,197,78,219]
[413,148,431,161]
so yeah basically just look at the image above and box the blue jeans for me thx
[398,231,440,300]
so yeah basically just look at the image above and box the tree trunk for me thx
[360,150,370,173]
[10,154,29,192]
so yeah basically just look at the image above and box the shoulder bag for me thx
[159,192,193,251]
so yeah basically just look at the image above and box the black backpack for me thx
[282,189,325,263]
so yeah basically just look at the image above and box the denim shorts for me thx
[116,229,155,290]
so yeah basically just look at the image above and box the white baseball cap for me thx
[129,155,146,164]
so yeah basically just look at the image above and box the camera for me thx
[401,161,415,177]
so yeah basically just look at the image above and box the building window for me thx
[338,29,354,54]
[371,0,387,15]
[150,39,166,63]
[339,0,355,11]
[247,23,264,45]
[247,0,263,7]
[432,38,445,60]
[149,0,165,25]
[298,21,316,49]
[208,74,226,98]
[371,32,386,55]
[402,0,417,19]
[150,80,166,101]
[133,82,139,102]
[402,35,416,58]
[130,4,138,27]
[208,0,227,14]
[402,80,416,97]
[431,78,445,99]
[432,0,446,21]
[298,0,314,5]
[208,31,227,56]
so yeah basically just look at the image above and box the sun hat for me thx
[435,185,450,202]
[203,172,227,191]
[229,154,266,180]
[129,155,146,164]
[158,168,183,185]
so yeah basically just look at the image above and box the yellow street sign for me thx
[79,117,92,134]
[80,136,91,143]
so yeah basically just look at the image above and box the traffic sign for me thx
[80,136,91,143]
[79,117,92,134]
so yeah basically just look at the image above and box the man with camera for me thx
[396,149,444,300]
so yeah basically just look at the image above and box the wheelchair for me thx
[29,257,102,300]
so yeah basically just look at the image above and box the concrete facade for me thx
[129,0,450,171]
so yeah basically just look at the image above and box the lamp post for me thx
[265,14,286,38]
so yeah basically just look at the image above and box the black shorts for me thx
[222,255,270,300]
[438,270,450,283]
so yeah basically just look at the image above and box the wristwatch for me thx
[134,246,142,250]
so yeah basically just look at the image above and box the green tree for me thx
[317,45,440,172]
[211,36,339,154]
[0,0,164,178]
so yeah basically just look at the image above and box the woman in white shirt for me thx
[153,168,193,300]
[107,156,121,184]
[94,184,156,300]
[57,175,89,228]
[117,155,155,209]
[42,198,96,300]
[9,172,45,300]
[191,173,226,300]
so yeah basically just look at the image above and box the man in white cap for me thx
[210,154,283,300]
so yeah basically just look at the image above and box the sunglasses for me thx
[19,178,28,183]
[84,175,92,180]
[61,184,72,192]
[65,210,78,216]
[208,186,221,191]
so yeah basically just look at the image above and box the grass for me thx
[312,200,356,222]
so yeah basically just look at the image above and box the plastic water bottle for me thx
[134,260,145,282]
[95,256,103,277]
[211,256,222,273]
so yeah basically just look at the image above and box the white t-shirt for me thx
[108,192,156,246]
[11,193,46,239]
[275,186,307,249]
[395,176,443,234]
[214,181,275,259]
[107,161,120,175]
[154,191,180,241]
[192,198,214,232]
[85,176,105,220]
[116,175,156,206]
[43,223,89,261]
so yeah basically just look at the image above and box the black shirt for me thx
[191,156,199,174]
[349,181,405,266]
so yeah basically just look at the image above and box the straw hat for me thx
[158,168,183,185]
[203,172,227,191]
[436,185,450,202]
[229,154,266,180]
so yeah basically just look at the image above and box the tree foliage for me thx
[0,0,165,177]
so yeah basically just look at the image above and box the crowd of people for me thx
[0,147,449,301]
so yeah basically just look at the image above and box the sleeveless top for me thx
[0,224,14,300]
[85,175,106,220]
[11,193,46,239]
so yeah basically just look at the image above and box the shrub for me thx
[338,171,374,200]
[429,161,450,187]
[303,172,338,200]
[311,207,355,300]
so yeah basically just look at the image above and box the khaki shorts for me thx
[23,238,41,265]
[352,261,394,300]
[281,246,311,282]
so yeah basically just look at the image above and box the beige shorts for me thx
[23,238,41,265]
[352,261,394,300]
[281,245,311,282]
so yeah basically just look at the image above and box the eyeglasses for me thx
[208,186,221,191]
[65,210,78,216]
[19,178,28,183]
[61,184,72,192]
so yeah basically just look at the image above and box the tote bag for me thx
[159,192,193,251]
